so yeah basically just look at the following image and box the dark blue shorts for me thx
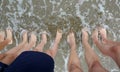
[0,51,54,72]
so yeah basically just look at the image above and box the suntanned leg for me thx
[45,29,62,58]
[34,31,47,52]
[82,28,107,72]
[67,31,83,72]
[0,31,28,65]
[92,27,120,68]
[0,29,13,50]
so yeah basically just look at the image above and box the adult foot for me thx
[22,30,28,43]
[92,28,99,43]
[55,29,62,44]
[92,27,111,55]
[82,28,89,42]
[98,27,107,44]
[67,31,76,49]
[6,28,13,44]
[29,33,37,47]
[0,31,5,42]
[41,31,47,44]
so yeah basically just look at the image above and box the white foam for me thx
[115,0,120,9]
[75,3,89,27]
[8,0,14,4]
[59,8,67,16]
[27,0,34,16]
[100,0,106,5]
[98,3,105,13]
[42,0,47,17]
[78,0,88,5]
[111,69,120,72]
[0,0,120,71]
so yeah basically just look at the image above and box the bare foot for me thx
[41,31,47,44]
[22,30,28,43]
[92,28,99,43]
[0,31,5,42]
[82,28,89,42]
[45,29,62,58]
[29,33,37,47]
[6,28,13,44]
[55,29,62,43]
[98,27,107,39]
[98,27,107,44]
[67,31,76,49]
[34,31,47,52]
[92,28,111,55]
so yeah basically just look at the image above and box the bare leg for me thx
[82,28,107,72]
[0,29,13,50]
[67,31,82,72]
[45,29,62,58]
[0,31,28,65]
[92,27,120,68]
[34,32,47,52]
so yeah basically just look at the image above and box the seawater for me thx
[0,0,120,72]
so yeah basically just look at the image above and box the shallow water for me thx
[0,0,120,72]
